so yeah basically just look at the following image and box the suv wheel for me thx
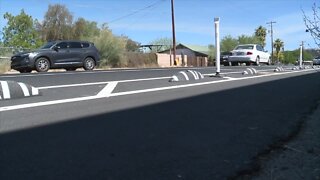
[83,57,95,70]
[35,57,50,72]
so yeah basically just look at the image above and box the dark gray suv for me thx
[11,40,100,73]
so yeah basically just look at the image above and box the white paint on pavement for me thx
[179,71,189,80]
[96,82,118,97]
[18,83,30,97]
[0,81,10,99]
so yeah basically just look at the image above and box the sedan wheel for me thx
[83,57,95,70]
[35,58,50,72]
[255,57,260,66]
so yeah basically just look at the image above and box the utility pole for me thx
[171,0,176,66]
[267,21,276,64]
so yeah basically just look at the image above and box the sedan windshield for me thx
[236,45,254,50]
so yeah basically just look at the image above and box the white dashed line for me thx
[96,82,118,97]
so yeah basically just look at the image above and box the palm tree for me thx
[255,26,267,47]
[273,39,284,63]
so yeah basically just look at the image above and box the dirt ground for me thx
[251,101,320,180]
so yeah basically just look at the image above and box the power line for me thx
[108,0,167,24]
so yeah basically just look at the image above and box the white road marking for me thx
[0,69,316,112]
[18,83,30,97]
[0,81,10,99]
[179,71,189,80]
[37,77,171,90]
[96,82,118,97]
[31,87,39,95]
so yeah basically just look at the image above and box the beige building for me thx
[157,44,209,67]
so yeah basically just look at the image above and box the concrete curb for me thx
[0,81,40,100]
[274,67,285,72]
[169,70,204,82]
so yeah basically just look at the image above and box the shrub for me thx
[126,52,158,68]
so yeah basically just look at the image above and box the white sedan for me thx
[228,44,271,66]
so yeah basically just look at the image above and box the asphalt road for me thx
[0,66,320,179]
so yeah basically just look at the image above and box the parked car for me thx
[220,51,231,66]
[11,40,100,73]
[313,56,320,65]
[228,44,271,66]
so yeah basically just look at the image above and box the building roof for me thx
[159,43,210,57]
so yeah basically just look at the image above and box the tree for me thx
[274,38,284,62]
[2,9,42,48]
[73,18,100,40]
[121,36,141,52]
[220,35,238,52]
[255,26,267,47]
[90,25,127,67]
[303,3,320,48]
[238,34,260,45]
[149,37,174,52]
[40,4,73,41]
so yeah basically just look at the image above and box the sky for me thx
[0,0,318,51]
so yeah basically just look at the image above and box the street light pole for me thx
[171,0,176,66]
[267,21,276,64]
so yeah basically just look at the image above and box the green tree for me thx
[40,4,73,41]
[255,26,267,47]
[2,9,42,48]
[220,35,238,52]
[273,38,284,62]
[90,25,127,67]
[238,34,260,44]
[121,36,141,52]
[73,18,100,40]
[149,37,173,52]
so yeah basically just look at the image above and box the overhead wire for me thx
[108,0,167,24]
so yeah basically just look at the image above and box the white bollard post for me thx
[214,17,221,77]
[299,43,303,69]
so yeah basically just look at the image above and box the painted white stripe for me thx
[31,87,39,95]
[188,70,198,80]
[193,71,200,79]
[37,77,170,90]
[179,71,189,80]
[18,83,30,97]
[170,75,179,82]
[0,81,10,99]
[251,68,257,74]
[96,82,118,97]
[198,72,204,79]
[0,94,2,99]
[0,69,316,112]
[247,68,253,74]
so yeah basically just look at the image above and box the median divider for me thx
[274,66,285,72]
[242,68,257,75]
[0,81,40,100]
[169,70,204,82]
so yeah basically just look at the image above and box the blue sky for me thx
[0,0,318,51]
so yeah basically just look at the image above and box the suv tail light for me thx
[247,51,253,55]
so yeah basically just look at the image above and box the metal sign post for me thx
[214,17,221,77]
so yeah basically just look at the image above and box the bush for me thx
[126,52,158,68]
[0,58,10,73]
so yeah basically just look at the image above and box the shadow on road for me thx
[1,73,320,180]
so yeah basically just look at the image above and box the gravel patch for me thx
[252,101,320,180]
